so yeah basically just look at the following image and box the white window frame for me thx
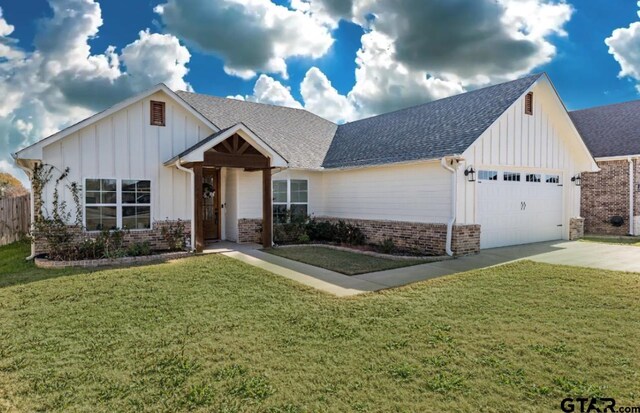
[83,178,153,232]
[271,178,309,222]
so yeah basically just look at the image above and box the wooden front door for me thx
[202,168,221,241]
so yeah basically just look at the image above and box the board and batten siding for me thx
[458,79,588,237]
[40,91,215,223]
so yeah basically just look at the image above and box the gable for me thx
[462,76,597,172]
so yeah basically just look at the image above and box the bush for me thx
[161,219,188,251]
[297,234,310,244]
[332,220,365,245]
[272,211,366,246]
[306,218,334,242]
[97,228,128,258]
[127,241,152,257]
[379,238,396,254]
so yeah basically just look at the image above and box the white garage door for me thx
[477,170,563,249]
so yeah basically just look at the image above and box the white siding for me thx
[41,91,215,223]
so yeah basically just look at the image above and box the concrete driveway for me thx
[210,240,640,297]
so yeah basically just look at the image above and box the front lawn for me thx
[265,245,427,275]
[581,235,640,246]
[1,241,639,412]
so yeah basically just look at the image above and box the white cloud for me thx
[155,0,335,79]
[605,3,640,92]
[232,74,303,108]
[300,67,358,123]
[0,1,192,186]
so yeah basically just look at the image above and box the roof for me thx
[175,91,337,169]
[569,100,640,158]
[323,73,543,168]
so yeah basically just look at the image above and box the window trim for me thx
[150,100,166,126]
[83,178,153,232]
[272,178,309,222]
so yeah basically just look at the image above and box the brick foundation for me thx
[238,218,262,243]
[581,159,638,235]
[318,217,480,256]
[34,220,191,255]
[569,217,584,240]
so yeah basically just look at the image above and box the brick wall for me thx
[238,218,262,243]
[34,220,191,255]
[318,217,479,256]
[581,159,636,235]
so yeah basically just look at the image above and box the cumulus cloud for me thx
[231,75,303,108]
[605,4,640,92]
[0,1,192,186]
[301,67,358,123]
[155,0,334,79]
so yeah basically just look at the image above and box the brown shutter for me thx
[150,100,166,126]
[524,92,533,115]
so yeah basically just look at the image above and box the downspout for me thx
[175,159,196,251]
[440,157,458,256]
[629,157,635,236]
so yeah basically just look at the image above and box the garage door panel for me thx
[477,170,563,249]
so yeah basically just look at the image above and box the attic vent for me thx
[524,92,533,116]
[150,100,166,126]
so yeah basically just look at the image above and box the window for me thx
[85,178,152,231]
[272,179,309,223]
[546,174,560,184]
[150,100,165,126]
[503,172,521,182]
[85,179,117,231]
[526,173,541,183]
[524,92,533,115]
[122,180,151,229]
[478,170,498,181]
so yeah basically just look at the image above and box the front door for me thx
[203,168,220,241]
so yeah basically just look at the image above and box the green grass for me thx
[265,246,427,275]
[1,241,639,412]
[581,236,640,246]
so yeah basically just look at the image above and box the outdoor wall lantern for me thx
[464,166,476,182]
[571,174,581,186]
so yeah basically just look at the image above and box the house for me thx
[570,100,640,236]
[13,73,598,257]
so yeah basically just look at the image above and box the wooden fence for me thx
[0,194,30,246]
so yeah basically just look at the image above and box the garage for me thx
[476,169,564,249]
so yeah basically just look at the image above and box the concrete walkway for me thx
[204,240,640,297]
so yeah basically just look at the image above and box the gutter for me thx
[440,156,461,256]
[629,157,635,236]
[174,159,196,251]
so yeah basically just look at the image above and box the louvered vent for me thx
[524,92,533,116]
[150,100,166,126]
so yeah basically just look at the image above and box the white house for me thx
[14,73,598,256]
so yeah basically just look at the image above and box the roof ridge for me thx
[338,73,543,128]
[570,98,640,113]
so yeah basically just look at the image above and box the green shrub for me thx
[161,219,188,251]
[333,220,365,245]
[297,234,310,244]
[379,238,396,254]
[305,218,334,241]
[127,241,152,257]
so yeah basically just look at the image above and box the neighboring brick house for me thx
[570,100,640,236]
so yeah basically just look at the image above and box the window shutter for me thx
[150,101,165,126]
[524,92,533,115]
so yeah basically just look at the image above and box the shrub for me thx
[305,218,334,242]
[161,219,188,251]
[379,238,396,254]
[127,241,152,257]
[97,228,128,258]
[297,233,310,244]
[333,220,365,245]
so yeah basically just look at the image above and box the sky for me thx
[1,0,639,185]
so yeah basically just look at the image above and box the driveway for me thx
[209,240,640,297]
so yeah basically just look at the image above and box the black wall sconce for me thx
[464,166,476,182]
[571,174,581,186]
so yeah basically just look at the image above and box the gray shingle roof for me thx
[175,74,542,169]
[323,73,543,168]
[569,100,640,158]
[175,91,337,168]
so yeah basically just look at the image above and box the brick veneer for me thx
[238,218,262,243]
[34,220,191,255]
[581,159,639,235]
[317,217,480,256]
[569,217,584,240]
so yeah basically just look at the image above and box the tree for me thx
[0,172,28,199]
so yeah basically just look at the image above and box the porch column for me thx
[262,167,272,248]
[193,162,204,252]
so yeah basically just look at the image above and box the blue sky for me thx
[0,0,639,182]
